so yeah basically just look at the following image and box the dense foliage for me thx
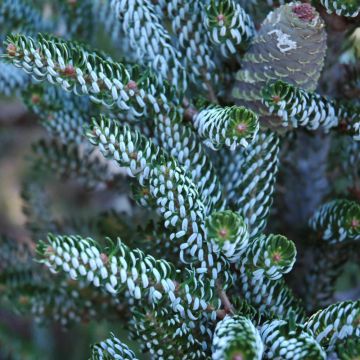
[0,0,359,359]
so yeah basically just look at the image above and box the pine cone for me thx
[232,2,327,131]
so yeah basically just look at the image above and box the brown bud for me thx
[31,94,41,104]
[129,151,138,160]
[232,354,244,360]
[236,123,247,133]
[6,43,17,57]
[126,80,138,91]
[217,14,225,23]
[62,65,76,77]
[218,228,228,238]
[292,3,316,22]
[272,95,281,104]
[46,246,54,255]
[100,253,109,264]
[351,218,359,228]
[272,252,282,263]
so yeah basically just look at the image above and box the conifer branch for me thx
[86,116,231,278]
[206,210,249,263]
[193,105,259,150]
[90,333,137,360]
[260,319,326,359]
[262,80,360,139]
[335,336,360,359]
[305,301,360,350]
[3,34,178,116]
[153,108,226,212]
[318,0,360,17]
[161,0,220,92]
[243,233,297,281]
[110,0,186,90]
[0,0,359,356]
[309,199,360,245]
[205,0,255,58]
[220,130,280,239]
[212,315,263,360]
[37,234,222,321]
[130,305,209,358]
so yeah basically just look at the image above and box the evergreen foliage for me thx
[91,333,137,360]
[319,0,360,17]
[0,0,359,358]
[262,80,360,139]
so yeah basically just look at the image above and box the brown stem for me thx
[216,281,235,316]
[216,309,227,320]
[183,106,199,123]
[205,80,219,104]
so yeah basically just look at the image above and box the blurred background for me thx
[0,94,143,359]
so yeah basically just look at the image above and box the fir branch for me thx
[212,315,263,360]
[40,109,87,144]
[205,0,255,58]
[154,108,226,212]
[0,235,41,294]
[193,105,259,151]
[206,210,249,263]
[309,199,360,245]
[305,300,360,350]
[305,199,360,311]
[130,305,209,359]
[236,271,306,321]
[87,116,230,278]
[22,83,91,115]
[220,130,280,239]
[0,0,49,42]
[234,298,279,327]
[318,0,360,17]
[233,233,299,318]
[162,0,220,92]
[90,333,137,360]
[0,237,124,328]
[262,80,360,139]
[87,116,161,185]
[37,234,222,321]
[260,319,326,359]
[242,233,297,281]
[110,0,186,90]
[5,33,226,213]
[22,83,93,143]
[0,0,47,97]
[3,34,178,117]
[340,137,360,197]
[30,278,127,327]
[1,0,359,356]
[335,336,360,360]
